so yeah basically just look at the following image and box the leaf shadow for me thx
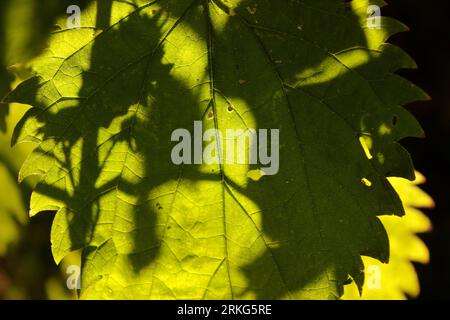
[8,0,415,299]
[0,0,94,132]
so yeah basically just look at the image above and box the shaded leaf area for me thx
[0,104,72,299]
[343,172,433,299]
[0,0,92,132]
[5,0,427,299]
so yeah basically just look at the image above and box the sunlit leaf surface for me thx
[343,172,433,300]
[5,0,428,299]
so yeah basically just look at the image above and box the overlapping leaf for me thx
[5,0,428,299]
[343,172,433,299]
[0,100,78,299]
[0,0,92,132]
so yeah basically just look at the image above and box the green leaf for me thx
[0,0,92,132]
[343,172,433,299]
[0,102,77,299]
[6,0,428,299]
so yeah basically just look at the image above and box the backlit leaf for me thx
[5,0,428,299]
[343,172,433,299]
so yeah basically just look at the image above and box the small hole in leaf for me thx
[359,135,373,160]
[392,116,398,126]
[227,106,233,112]
[361,178,372,187]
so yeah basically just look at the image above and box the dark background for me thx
[384,0,450,299]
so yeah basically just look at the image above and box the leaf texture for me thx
[0,0,92,132]
[343,172,433,299]
[5,0,428,299]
